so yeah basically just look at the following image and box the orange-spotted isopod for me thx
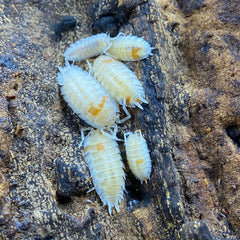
[124,130,152,183]
[92,55,148,122]
[58,64,119,129]
[83,129,125,214]
[63,33,111,62]
[107,34,154,61]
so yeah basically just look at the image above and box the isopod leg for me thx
[112,124,118,139]
[79,127,93,147]
[104,51,116,59]
[114,32,126,38]
[123,132,132,145]
[100,128,122,141]
[86,59,93,74]
[118,100,131,124]
[103,41,112,53]
[87,187,95,193]
[100,129,112,139]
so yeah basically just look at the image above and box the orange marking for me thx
[103,58,113,63]
[89,96,108,116]
[126,96,131,105]
[136,159,144,165]
[136,98,142,103]
[96,143,105,151]
[131,47,142,60]
[84,146,91,152]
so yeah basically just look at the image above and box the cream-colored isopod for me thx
[124,130,152,183]
[107,34,154,61]
[83,129,125,214]
[58,64,119,129]
[63,33,111,62]
[92,55,148,121]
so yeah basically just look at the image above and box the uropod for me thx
[107,34,154,61]
[63,33,111,62]
[83,129,125,214]
[124,130,152,183]
[58,64,119,129]
[92,55,148,121]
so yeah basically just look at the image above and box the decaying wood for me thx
[0,0,239,239]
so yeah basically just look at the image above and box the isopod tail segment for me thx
[124,129,152,184]
[83,129,125,214]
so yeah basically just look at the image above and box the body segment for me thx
[58,64,119,128]
[92,55,147,110]
[107,35,154,61]
[124,130,152,183]
[63,33,111,62]
[83,129,125,214]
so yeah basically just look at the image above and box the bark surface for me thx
[0,0,239,239]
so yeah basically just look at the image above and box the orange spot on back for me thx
[96,143,105,151]
[89,96,108,116]
[136,98,142,103]
[126,96,131,105]
[136,159,144,165]
[131,47,142,60]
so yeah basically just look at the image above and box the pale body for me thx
[92,55,147,110]
[124,130,152,183]
[63,33,111,62]
[107,35,154,61]
[83,129,125,214]
[58,64,119,129]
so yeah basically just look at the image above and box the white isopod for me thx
[63,33,111,62]
[124,130,152,183]
[92,55,148,122]
[107,34,154,61]
[83,129,125,214]
[58,64,119,129]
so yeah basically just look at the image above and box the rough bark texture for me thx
[0,0,239,239]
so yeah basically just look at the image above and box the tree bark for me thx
[0,0,239,239]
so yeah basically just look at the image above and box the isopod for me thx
[92,55,148,122]
[124,130,152,183]
[58,64,119,129]
[107,34,154,61]
[63,33,111,62]
[83,129,125,214]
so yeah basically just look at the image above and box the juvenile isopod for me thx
[107,34,154,61]
[124,130,152,183]
[83,129,125,214]
[58,64,119,129]
[92,55,148,121]
[63,33,111,62]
